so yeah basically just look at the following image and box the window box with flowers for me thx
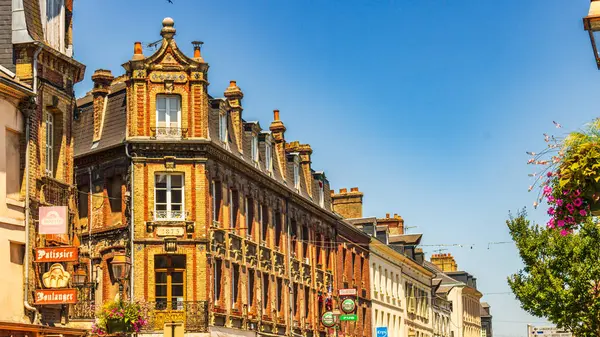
[528,119,600,234]
[91,300,147,335]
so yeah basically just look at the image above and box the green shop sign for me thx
[341,298,356,313]
[321,312,336,327]
[339,314,358,321]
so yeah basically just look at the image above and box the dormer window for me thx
[292,154,300,191]
[219,112,228,143]
[265,137,273,174]
[156,95,181,138]
[41,0,66,53]
[251,134,259,163]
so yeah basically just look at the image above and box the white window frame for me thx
[219,112,228,143]
[41,0,66,53]
[292,154,300,191]
[251,133,259,163]
[265,136,273,174]
[154,173,185,220]
[318,180,324,207]
[45,111,54,176]
[156,95,181,131]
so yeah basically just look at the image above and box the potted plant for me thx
[92,300,147,335]
[528,119,600,234]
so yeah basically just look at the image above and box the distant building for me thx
[480,302,492,337]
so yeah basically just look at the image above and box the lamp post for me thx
[73,266,88,287]
[111,252,131,299]
[583,0,600,69]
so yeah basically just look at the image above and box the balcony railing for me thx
[69,300,96,320]
[150,127,188,139]
[140,301,208,332]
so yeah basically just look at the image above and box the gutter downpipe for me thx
[24,43,43,319]
[125,143,134,300]
[88,167,93,285]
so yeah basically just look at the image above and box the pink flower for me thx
[560,229,568,236]
[547,171,553,177]
[548,196,555,203]
[557,220,565,228]
[574,198,583,207]
[566,204,575,213]
[543,186,552,196]
[547,207,555,215]
[574,190,582,197]
[557,199,563,207]
[580,209,587,216]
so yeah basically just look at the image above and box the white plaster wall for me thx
[370,252,404,337]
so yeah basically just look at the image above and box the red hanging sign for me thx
[34,246,78,262]
[34,289,78,305]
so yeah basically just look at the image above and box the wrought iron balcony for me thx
[139,301,208,332]
[69,300,96,320]
[150,127,188,139]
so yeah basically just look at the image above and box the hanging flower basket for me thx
[527,119,600,234]
[92,300,147,335]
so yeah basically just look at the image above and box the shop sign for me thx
[321,312,336,327]
[339,288,357,296]
[35,246,78,262]
[34,289,77,305]
[341,298,356,313]
[39,206,67,234]
[339,314,358,321]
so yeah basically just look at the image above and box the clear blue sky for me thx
[74,1,599,336]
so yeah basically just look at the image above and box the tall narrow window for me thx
[276,278,283,313]
[302,225,309,260]
[248,270,255,307]
[265,139,272,174]
[229,189,239,229]
[43,0,65,52]
[292,283,298,316]
[274,211,282,248]
[156,95,181,135]
[318,181,324,208]
[232,264,240,307]
[261,205,268,242]
[212,181,222,225]
[214,259,222,304]
[45,112,54,176]
[154,173,184,220]
[154,255,186,310]
[251,134,258,162]
[304,286,310,319]
[219,112,228,143]
[246,197,254,236]
[293,155,300,191]
[262,273,269,310]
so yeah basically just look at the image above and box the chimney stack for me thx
[376,213,404,235]
[224,80,244,153]
[91,69,114,142]
[269,110,287,179]
[431,253,458,272]
[331,187,363,219]
[192,41,205,62]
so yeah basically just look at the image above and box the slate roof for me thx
[23,0,44,42]
[74,83,127,157]
[389,233,422,245]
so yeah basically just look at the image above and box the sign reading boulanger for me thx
[34,289,77,305]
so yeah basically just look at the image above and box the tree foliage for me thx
[507,210,600,337]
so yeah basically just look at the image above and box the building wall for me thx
[369,244,404,337]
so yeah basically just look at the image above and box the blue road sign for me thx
[376,327,388,337]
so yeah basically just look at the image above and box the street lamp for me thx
[583,0,600,69]
[73,266,87,287]
[111,252,131,298]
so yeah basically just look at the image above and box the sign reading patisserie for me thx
[34,289,77,305]
[35,246,78,262]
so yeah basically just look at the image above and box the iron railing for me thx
[139,301,208,332]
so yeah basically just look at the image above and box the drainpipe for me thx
[125,144,134,300]
[88,167,93,287]
[23,43,43,319]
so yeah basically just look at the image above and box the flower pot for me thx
[106,319,130,334]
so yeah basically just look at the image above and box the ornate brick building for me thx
[74,18,371,337]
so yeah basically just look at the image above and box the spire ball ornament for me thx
[161,17,176,39]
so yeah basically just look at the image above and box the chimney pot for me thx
[386,213,390,218]
[351,187,359,192]
[273,109,280,121]
[134,42,143,54]
[230,80,237,87]
[339,188,347,194]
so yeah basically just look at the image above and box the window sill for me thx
[6,197,25,209]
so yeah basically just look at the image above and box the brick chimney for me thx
[269,110,287,179]
[224,80,244,154]
[376,213,405,235]
[331,187,363,219]
[286,141,313,197]
[431,253,458,272]
[91,69,114,142]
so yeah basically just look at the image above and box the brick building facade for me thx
[74,18,372,337]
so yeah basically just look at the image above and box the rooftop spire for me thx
[160,17,176,39]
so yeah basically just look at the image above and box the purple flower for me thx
[574,198,583,207]
[574,190,582,197]
[557,199,563,206]
[548,196,555,203]
[547,207,555,215]
[566,204,575,213]
[580,209,587,216]
[543,186,552,196]
[557,220,565,228]
[560,229,568,236]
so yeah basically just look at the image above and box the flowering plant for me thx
[528,119,600,234]
[91,300,147,335]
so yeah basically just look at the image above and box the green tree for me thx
[507,210,600,337]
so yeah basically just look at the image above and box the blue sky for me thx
[74,1,599,336]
